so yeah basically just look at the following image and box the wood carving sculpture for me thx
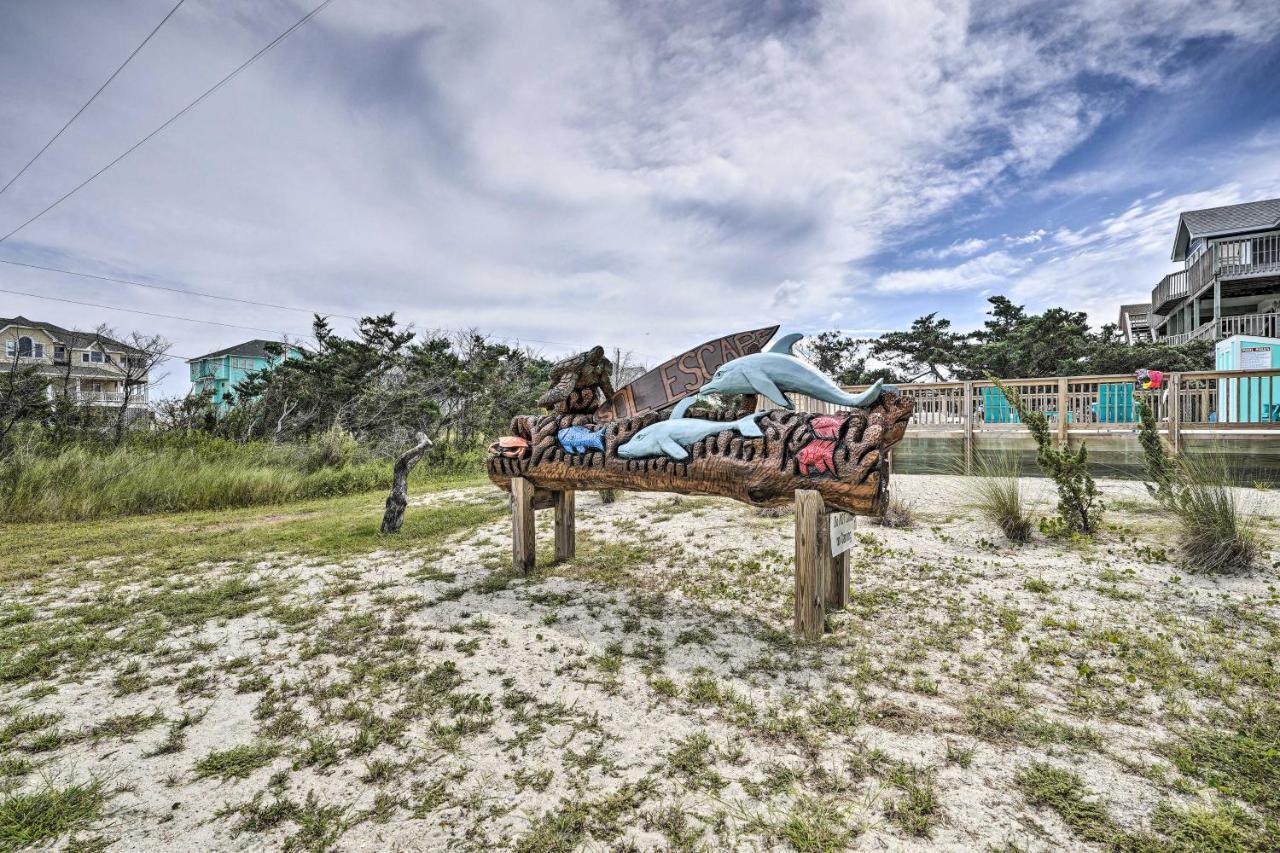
[490,331,912,515]
[537,345,615,415]
[488,394,912,516]
[490,328,914,639]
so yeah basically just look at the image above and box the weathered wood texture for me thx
[487,393,914,516]
[824,513,850,610]
[794,490,825,640]
[511,477,535,573]
[380,432,434,534]
[553,490,575,562]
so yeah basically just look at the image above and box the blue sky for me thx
[2,0,1280,396]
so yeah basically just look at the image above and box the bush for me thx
[990,377,1102,536]
[1136,405,1261,573]
[966,453,1032,543]
[872,493,915,528]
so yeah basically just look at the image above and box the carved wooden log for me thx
[487,393,914,516]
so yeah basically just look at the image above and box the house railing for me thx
[1151,269,1188,314]
[788,367,1280,470]
[74,390,149,406]
[1216,229,1280,280]
[1166,312,1280,345]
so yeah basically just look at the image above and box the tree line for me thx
[807,296,1212,385]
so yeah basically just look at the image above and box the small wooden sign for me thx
[596,325,779,419]
[830,512,856,557]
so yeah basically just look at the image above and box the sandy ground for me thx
[3,474,1279,851]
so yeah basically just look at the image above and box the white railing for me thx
[1164,312,1280,345]
[74,391,149,406]
[1216,229,1280,280]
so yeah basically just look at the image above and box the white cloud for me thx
[873,251,1029,294]
[0,0,1278,395]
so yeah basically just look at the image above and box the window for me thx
[32,343,44,358]
[53,345,66,362]
[81,352,89,363]
[91,350,104,363]
[17,336,32,357]
[4,340,12,357]
[91,382,103,393]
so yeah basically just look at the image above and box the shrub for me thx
[872,493,914,528]
[990,377,1102,536]
[1136,401,1260,573]
[966,452,1032,543]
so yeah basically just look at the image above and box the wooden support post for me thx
[823,509,850,611]
[1056,377,1069,445]
[553,489,575,563]
[1168,373,1182,455]
[511,476,535,574]
[962,381,974,475]
[794,490,825,640]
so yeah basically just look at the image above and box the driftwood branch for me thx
[380,432,435,534]
[488,394,914,516]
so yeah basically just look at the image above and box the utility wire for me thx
[0,0,187,198]
[0,285,303,336]
[0,0,337,244]
[0,256,361,320]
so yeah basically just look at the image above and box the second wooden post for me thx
[553,489,575,562]
[511,476,535,573]
[794,490,825,640]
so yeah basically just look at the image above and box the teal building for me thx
[188,339,298,411]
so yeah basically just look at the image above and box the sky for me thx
[2,0,1280,397]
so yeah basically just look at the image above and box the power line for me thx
[0,256,361,320]
[0,285,304,337]
[0,0,337,244]
[0,0,187,198]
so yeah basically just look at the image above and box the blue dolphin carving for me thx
[688,332,896,411]
[617,412,766,461]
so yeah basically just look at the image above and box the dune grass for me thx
[0,472,495,575]
[961,453,1033,543]
[0,440,397,523]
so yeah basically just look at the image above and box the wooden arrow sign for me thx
[596,325,778,420]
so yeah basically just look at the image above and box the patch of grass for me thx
[665,733,725,793]
[1014,762,1115,845]
[775,794,859,851]
[515,780,654,853]
[1152,799,1280,851]
[965,453,1033,542]
[885,764,940,838]
[194,741,282,781]
[0,779,105,851]
[1163,703,1280,815]
[965,697,1102,751]
[0,481,500,573]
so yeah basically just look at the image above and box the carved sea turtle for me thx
[537,345,615,414]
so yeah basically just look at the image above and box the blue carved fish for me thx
[557,425,607,455]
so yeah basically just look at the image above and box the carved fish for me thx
[557,425,606,455]
[686,332,896,412]
[617,412,765,461]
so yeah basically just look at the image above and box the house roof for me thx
[1171,198,1280,261]
[188,339,291,363]
[1118,303,1150,327]
[0,315,143,353]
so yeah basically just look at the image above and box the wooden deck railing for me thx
[788,367,1280,469]
[1217,229,1280,280]
[1151,269,1189,314]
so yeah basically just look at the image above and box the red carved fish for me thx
[797,437,837,476]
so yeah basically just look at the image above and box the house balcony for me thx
[1152,269,1189,314]
[1153,230,1280,315]
[1165,312,1280,345]
[70,390,149,407]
